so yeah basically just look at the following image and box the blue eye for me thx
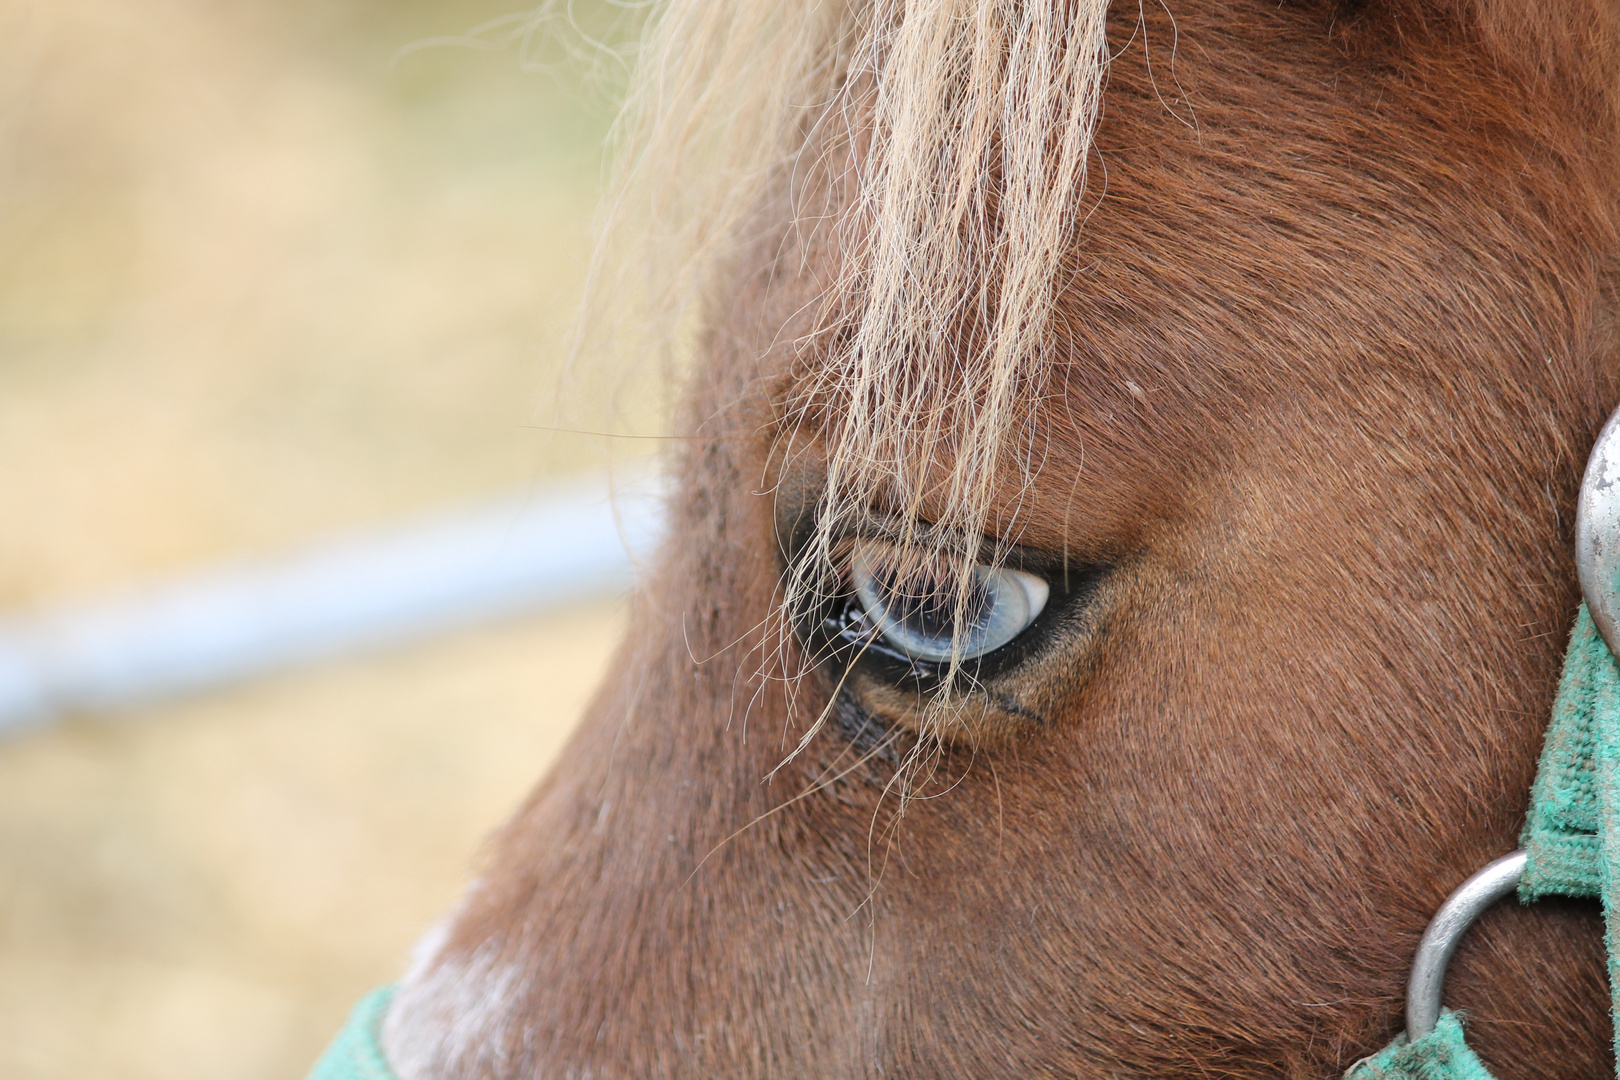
[848,542,1050,663]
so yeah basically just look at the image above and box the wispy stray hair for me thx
[579,0,1112,740]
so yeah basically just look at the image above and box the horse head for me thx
[380,0,1620,1074]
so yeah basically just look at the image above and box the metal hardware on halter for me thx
[1404,850,1525,1040]
[1401,407,1620,1045]
[1578,406,1620,660]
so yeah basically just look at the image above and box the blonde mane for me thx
[578,0,1113,727]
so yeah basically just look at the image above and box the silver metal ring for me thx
[1577,404,1620,657]
[1405,850,1526,1040]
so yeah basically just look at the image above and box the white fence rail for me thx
[0,479,663,735]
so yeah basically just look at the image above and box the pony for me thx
[378,0,1620,1074]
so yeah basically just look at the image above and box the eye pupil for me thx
[848,542,1050,664]
[865,563,994,644]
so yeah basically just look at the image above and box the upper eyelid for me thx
[833,513,944,545]
[835,528,1055,582]
[829,515,1044,568]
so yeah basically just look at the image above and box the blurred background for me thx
[0,1,640,1076]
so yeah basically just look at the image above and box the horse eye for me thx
[848,541,1050,663]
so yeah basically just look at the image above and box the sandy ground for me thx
[0,0,640,609]
[0,0,637,1076]
[0,604,624,1080]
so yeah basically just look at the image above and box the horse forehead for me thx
[744,1,1580,521]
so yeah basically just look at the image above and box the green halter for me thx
[1347,406,1620,1079]
[308,986,397,1080]
[1345,602,1620,1080]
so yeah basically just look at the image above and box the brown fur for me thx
[383,0,1620,1075]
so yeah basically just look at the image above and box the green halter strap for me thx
[1345,602,1620,1080]
[1348,407,1620,1080]
[307,986,398,1080]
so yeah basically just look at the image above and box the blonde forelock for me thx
[579,0,1112,750]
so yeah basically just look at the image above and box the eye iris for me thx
[849,543,1050,663]
[865,562,991,644]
